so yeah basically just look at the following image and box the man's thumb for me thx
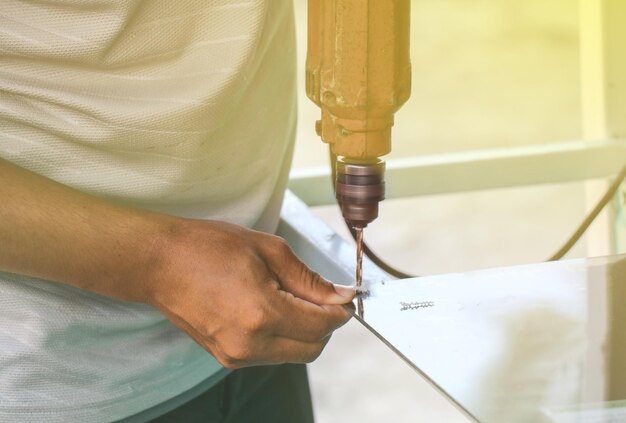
[281,261,356,305]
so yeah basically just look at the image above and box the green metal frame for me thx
[289,139,625,206]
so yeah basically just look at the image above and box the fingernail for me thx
[333,284,356,300]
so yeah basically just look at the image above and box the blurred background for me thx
[288,0,600,421]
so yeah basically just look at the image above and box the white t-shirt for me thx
[0,1,297,421]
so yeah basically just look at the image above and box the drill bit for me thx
[356,227,363,287]
[355,226,364,318]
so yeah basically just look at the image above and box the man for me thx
[0,1,355,421]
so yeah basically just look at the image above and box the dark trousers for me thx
[150,364,315,423]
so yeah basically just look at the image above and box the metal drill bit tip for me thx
[355,226,364,318]
[355,227,363,288]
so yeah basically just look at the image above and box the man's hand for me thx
[150,219,355,368]
[0,158,354,368]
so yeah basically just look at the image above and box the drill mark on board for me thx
[355,289,370,299]
[400,301,434,311]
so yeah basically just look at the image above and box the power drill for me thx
[306,0,412,298]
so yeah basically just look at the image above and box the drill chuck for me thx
[335,159,385,228]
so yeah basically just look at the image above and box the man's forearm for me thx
[0,158,168,302]
[0,158,356,367]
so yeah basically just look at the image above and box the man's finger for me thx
[260,237,356,305]
[266,288,352,342]
[264,335,331,364]
[229,335,332,367]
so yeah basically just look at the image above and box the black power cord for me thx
[547,164,626,261]
[330,147,626,279]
